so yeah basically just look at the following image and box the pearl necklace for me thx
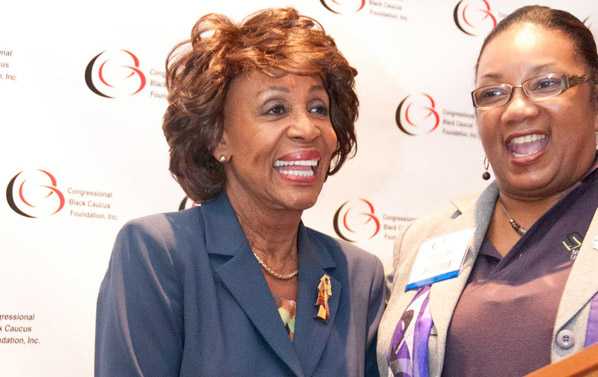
[250,249,298,280]
[497,199,528,236]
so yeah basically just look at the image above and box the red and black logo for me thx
[85,49,146,98]
[453,0,497,36]
[320,0,365,14]
[6,170,65,218]
[333,199,381,242]
[396,93,441,136]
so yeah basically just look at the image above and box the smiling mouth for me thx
[506,134,548,158]
[273,159,319,178]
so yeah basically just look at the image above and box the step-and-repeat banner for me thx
[1,0,596,375]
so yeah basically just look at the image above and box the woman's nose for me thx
[500,87,540,124]
[288,113,321,141]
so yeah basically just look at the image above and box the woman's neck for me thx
[496,150,598,227]
[226,189,301,267]
[498,192,562,230]
[488,190,562,256]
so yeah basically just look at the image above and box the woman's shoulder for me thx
[391,192,484,272]
[129,206,202,224]
[401,191,483,242]
[113,207,205,257]
[303,226,383,274]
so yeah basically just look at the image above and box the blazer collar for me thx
[293,227,340,377]
[202,192,339,377]
[554,208,598,331]
[202,192,246,256]
[429,183,498,365]
[202,193,303,375]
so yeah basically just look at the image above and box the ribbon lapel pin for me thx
[315,274,332,322]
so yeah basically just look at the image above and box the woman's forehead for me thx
[477,23,580,80]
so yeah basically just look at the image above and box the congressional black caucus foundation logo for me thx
[396,92,478,138]
[320,0,365,14]
[6,170,65,218]
[396,93,440,136]
[333,199,381,242]
[453,0,497,36]
[85,49,147,98]
[6,169,118,221]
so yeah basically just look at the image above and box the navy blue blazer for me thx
[95,193,385,377]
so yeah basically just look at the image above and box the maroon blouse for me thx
[442,167,598,377]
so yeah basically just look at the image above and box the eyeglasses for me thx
[471,73,591,109]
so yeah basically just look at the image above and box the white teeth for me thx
[512,152,530,158]
[273,159,318,167]
[278,169,315,177]
[510,134,546,145]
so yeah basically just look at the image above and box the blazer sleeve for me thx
[365,257,386,377]
[94,219,183,377]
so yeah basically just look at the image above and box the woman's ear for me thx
[212,130,231,162]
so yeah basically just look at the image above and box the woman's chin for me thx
[497,171,562,199]
[282,195,319,212]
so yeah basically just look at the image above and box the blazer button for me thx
[556,329,575,350]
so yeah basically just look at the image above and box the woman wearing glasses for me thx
[378,5,598,377]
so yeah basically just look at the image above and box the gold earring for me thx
[218,155,227,162]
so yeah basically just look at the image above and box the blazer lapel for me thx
[554,209,598,332]
[202,194,304,377]
[293,226,340,377]
[429,184,497,367]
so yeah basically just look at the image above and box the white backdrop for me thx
[1,0,596,376]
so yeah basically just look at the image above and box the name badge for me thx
[405,228,473,291]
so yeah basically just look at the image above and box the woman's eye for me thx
[265,104,287,116]
[480,87,506,98]
[309,103,329,116]
[532,77,561,90]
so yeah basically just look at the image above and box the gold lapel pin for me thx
[315,274,332,321]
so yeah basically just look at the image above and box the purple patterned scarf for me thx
[584,293,598,346]
[387,285,433,377]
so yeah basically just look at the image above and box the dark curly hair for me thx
[163,7,359,202]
